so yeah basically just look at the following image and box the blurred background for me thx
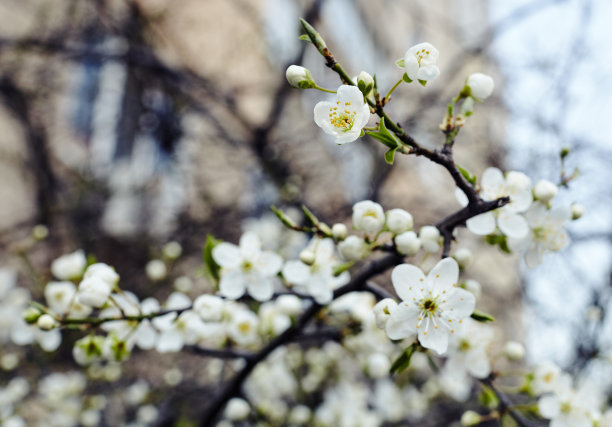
[0,0,610,425]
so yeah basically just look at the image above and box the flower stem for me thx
[384,79,403,102]
[313,84,336,94]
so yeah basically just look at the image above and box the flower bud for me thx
[193,294,224,322]
[286,65,316,89]
[357,71,374,95]
[78,276,112,308]
[395,231,421,256]
[419,226,440,253]
[299,249,316,266]
[22,307,41,324]
[352,200,385,235]
[275,294,303,316]
[385,208,414,234]
[372,298,397,329]
[503,341,525,361]
[37,313,58,330]
[224,397,250,421]
[453,248,473,269]
[533,179,558,203]
[571,203,584,220]
[460,410,482,426]
[337,235,367,261]
[331,223,348,241]
[465,73,494,102]
[146,260,167,281]
[84,263,119,288]
[459,96,474,116]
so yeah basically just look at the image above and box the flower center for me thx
[560,401,572,414]
[421,297,438,313]
[242,260,253,272]
[328,102,356,132]
[238,322,251,334]
[458,339,471,352]
[415,48,431,66]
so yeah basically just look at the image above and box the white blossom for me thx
[397,42,440,83]
[193,294,224,322]
[51,250,87,280]
[44,281,77,314]
[373,298,398,329]
[465,73,494,101]
[533,179,558,203]
[77,276,112,308]
[385,208,414,234]
[83,263,119,288]
[445,319,493,379]
[352,200,385,235]
[456,167,532,238]
[395,231,421,256]
[331,223,348,240]
[314,85,370,144]
[212,232,283,302]
[385,258,475,354]
[419,225,441,253]
[227,309,259,346]
[337,235,368,261]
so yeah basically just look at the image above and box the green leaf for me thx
[333,261,354,277]
[402,72,412,83]
[298,34,310,41]
[384,147,398,164]
[390,343,417,374]
[202,234,222,283]
[471,309,496,323]
[418,79,427,87]
[456,164,477,186]
[478,385,500,409]
[301,205,319,227]
[395,59,405,68]
[270,205,298,229]
[365,117,400,150]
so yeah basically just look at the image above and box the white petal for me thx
[441,288,475,318]
[282,260,310,286]
[466,212,496,235]
[385,303,418,340]
[336,84,364,105]
[246,275,274,302]
[166,292,191,310]
[37,329,62,352]
[498,212,529,239]
[239,232,261,260]
[156,330,184,353]
[152,312,177,330]
[481,167,505,190]
[391,264,426,302]
[417,65,440,81]
[212,243,241,269]
[455,188,469,207]
[403,56,419,81]
[219,271,247,300]
[538,395,560,418]
[255,251,283,276]
[466,349,491,378]
[426,258,459,294]
[308,275,333,305]
[141,297,160,315]
[135,321,157,350]
[418,319,448,354]
[506,187,532,213]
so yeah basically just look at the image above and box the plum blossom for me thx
[444,319,493,379]
[282,238,349,304]
[538,374,603,427]
[384,258,475,354]
[352,200,385,235]
[396,42,440,83]
[465,73,494,102]
[212,232,283,302]
[51,250,87,280]
[508,202,570,267]
[456,167,532,239]
[313,85,370,144]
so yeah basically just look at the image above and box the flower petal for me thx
[212,243,241,269]
[385,303,419,340]
[455,188,469,207]
[336,84,365,105]
[498,212,529,239]
[465,348,491,379]
[307,275,333,305]
[418,318,449,354]
[246,275,274,302]
[255,251,283,276]
[466,212,496,235]
[426,257,459,294]
[239,232,261,260]
[481,167,505,191]
[282,260,310,286]
[156,330,184,353]
[135,321,157,350]
[391,264,426,302]
[219,270,247,300]
[441,288,475,318]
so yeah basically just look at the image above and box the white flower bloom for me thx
[508,202,570,268]
[228,309,259,346]
[77,276,112,308]
[373,298,398,329]
[275,294,303,316]
[385,209,414,234]
[534,179,558,203]
[397,42,440,83]
[73,335,105,366]
[286,65,315,89]
[282,238,349,304]
[465,73,494,102]
[394,231,421,256]
[352,200,385,235]
[313,85,370,144]
[44,281,77,314]
[456,167,532,238]
[537,374,600,427]
[338,235,368,261]
[193,294,224,322]
[213,232,283,302]
[531,361,562,395]
[419,225,441,253]
[84,263,119,288]
[385,258,475,354]
[445,319,493,379]
[51,250,87,280]
[145,259,167,281]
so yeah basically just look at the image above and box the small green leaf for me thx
[301,205,319,227]
[298,34,310,41]
[418,79,427,87]
[390,343,417,374]
[402,72,412,83]
[333,261,354,276]
[358,80,366,92]
[384,147,398,164]
[270,205,298,229]
[456,164,477,186]
[471,309,496,323]
[365,117,400,150]
[478,385,500,409]
[395,59,405,68]
[202,234,222,283]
